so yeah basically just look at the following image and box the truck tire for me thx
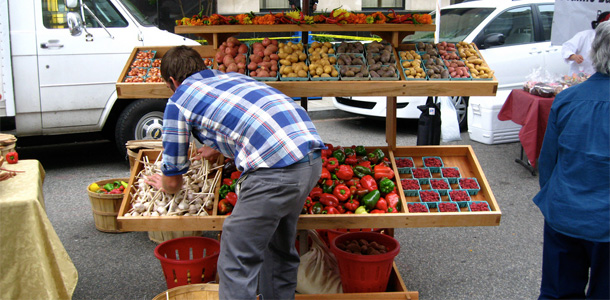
[115,99,167,159]
[450,96,469,132]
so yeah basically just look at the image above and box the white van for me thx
[0,0,198,155]
[333,0,568,132]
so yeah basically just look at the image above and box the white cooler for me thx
[467,91,522,145]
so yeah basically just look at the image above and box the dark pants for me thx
[218,151,322,300]
[539,222,610,300]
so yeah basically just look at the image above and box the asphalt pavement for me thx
[13,98,545,300]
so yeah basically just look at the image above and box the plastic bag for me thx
[296,230,343,294]
[440,97,462,142]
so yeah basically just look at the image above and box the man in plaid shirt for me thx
[147,46,325,300]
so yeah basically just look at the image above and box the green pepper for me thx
[373,148,386,162]
[230,179,237,191]
[362,190,381,211]
[353,165,373,178]
[219,184,232,199]
[355,145,367,156]
[322,179,335,194]
[379,178,395,194]
[120,181,129,189]
[103,183,115,192]
[332,149,346,164]
[344,147,355,156]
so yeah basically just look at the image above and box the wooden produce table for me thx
[498,89,555,171]
[0,160,78,299]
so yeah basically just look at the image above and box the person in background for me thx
[289,0,318,14]
[534,21,610,300]
[561,10,609,75]
[147,45,325,300]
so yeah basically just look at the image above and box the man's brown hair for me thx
[160,45,207,84]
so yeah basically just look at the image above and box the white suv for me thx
[333,0,568,130]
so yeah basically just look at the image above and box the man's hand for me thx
[568,54,584,64]
[144,173,183,194]
[144,173,164,190]
[193,146,221,162]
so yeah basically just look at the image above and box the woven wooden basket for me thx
[152,283,219,300]
[87,178,129,233]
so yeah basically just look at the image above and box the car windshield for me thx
[120,0,154,26]
[404,7,494,43]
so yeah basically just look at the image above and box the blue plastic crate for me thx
[407,202,430,213]
[448,189,471,208]
[422,156,444,173]
[400,179,421,197]
[418,190,441,208]
[458,177,481,195]
[394,157,415,174]
[429,178,451,196]
[411,167,432,185]
[467,201,491,212]
[437,202,460,212]
[440,167,461,184]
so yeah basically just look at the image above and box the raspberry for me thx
[459,178,479,189]
[419,190,440,202]
[438,202,459,212]
[424,157,442,167]
[396,158,414,168]
[430,179,450,189]
[412,168,431,179]
[408,203,428,213]
[469,202,490,212]
[441,168,460,178]
[401,179,420,190]
[449,190,470,202]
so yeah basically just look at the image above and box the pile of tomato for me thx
[304,144,399,214]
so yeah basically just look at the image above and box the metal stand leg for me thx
[515,145,537,176]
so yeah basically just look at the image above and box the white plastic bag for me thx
[440,97,462,142]
[296,230,343,294]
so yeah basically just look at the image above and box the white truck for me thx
[0,0,198,156]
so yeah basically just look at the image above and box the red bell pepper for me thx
[319,193,339,207]
[374,163,395,180]
[308,202,324,214]
[319,168,331,181]
[358,160,372,170]
[360,175,378,191]
[387,207,396,213]
[321,143,334,158]
[325,206,340,214]
[336,205,346,214]
[345,199,359,211]
[108,188,123,194]
[386,192,400,211]
[5,152,18,164]
[218,199,233,215]
[370,209,386,213]
[303,197,313,209]
[344,154,358,165]
[375,197,388,211]
[336,165,354,181]
[230,171,242,180]
[222,178,233,186]
[326,157,339,172]
[346,177,359,187]
[225,192,238,206]
[354,187,370,199]
[309,187,323,200]
[333,184,351,202]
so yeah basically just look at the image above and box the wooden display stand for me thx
[116,23,500,298]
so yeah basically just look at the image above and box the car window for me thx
[403,8,494,43]
[537,4,554,41]
[42,0,128,29]
[479,6,534,47]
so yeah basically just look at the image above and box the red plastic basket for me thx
[330,232,400,293]
[154,236,220,289]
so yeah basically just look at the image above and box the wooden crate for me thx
[118,145,500,232]
[151,262,418,300]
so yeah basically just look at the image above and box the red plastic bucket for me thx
[325,228,385,247]
[154,236,220,289]
[330,232,400,293]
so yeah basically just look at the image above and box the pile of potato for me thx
[278,42,309,78]
[437,41,460,60]
[335,41,365,54]
[339,65,369,78]
[424,57,449,79]
[216,37,248,74]
[399,50,421,61]
[444,59,470,79]
[401,59,426,79]
[337,53,366,66]
[457,41,494,79]
[248,37,279,78]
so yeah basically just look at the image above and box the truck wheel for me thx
[450,96,469,132]
[115,99,167,158]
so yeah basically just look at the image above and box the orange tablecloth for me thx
[0,160,78,299]
[498,89,555,168]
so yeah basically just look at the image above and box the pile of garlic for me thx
[125,155,223,217]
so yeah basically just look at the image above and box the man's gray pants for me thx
[218,153,322,300]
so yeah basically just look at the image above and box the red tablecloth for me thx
[498,89,555,168]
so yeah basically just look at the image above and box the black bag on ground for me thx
[416,97,441,145]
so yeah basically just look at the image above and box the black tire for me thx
[114,99,167,159]
[450,96,469,132]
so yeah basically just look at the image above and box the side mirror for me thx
[479,33,505,49]
[65,0,78,9]
[67,12,83,36]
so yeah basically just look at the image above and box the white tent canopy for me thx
[551,0,610,46]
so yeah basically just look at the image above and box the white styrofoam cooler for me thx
[467,91,522,145]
